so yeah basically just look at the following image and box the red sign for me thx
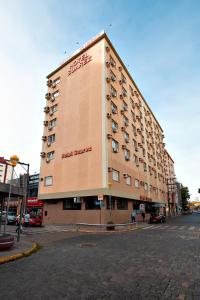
[27,198,44,207]
[68,53,92,76]
[62,146,92,159]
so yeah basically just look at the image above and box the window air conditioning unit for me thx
[122,145,126,149]
[49,111,54,116]
[123,173,128,178]
[48,125,53,131]
[120,109,125,114]
[51,96,55,102]
[135,147,139,152]
[106,61,110,67]
[46,80,52,87]
[125,156,130,161]
[111,76,116,82]
[47,142,51,147]
[45,93,51,100]
[136,163,139,167]
[52,82,56,88]
[107,134,112,139]
[112,127,117,133]
[121,127,125,132]
[106,77,111,83]
[107,113,112,119]
[43,121,48,126]
[118,66,122,71]
[46,158,50,163]
[113,148,118,153]
[40,152,46,158]
[106,94,111,100]
[44,106,50,113]
[119,80,122,85]
[108,167,112,172]
[120,94,123,99]
[42,136,47,141]
[105,46,110,52]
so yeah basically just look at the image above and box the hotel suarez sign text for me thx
[68,53,92,76]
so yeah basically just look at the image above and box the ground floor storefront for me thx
[42,195,166,225]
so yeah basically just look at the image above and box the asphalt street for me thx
[1,214,200,300]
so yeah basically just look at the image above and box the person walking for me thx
[141,211,145,222]
[131,210,136,223]
[16,215,23,233]
[24,212,30,228]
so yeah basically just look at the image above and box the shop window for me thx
[117,199,128,210]
[63,198,81,210]
[106,197,115,209]
[85,197,100,209]
[44,176,53,186]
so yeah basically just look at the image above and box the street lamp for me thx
[108,182,112,219]
[3,155,19,234]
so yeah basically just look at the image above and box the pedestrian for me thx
[15,215,23,233]
[24,212,30,228]
[131,210,136,223]
[141,212,145,222]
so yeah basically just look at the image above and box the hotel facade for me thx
[39,32,176,224]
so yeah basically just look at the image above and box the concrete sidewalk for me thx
[0,237,39,264]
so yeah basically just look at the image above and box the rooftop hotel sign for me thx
[68,53,92,76]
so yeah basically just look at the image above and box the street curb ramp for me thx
[0,242,41,265]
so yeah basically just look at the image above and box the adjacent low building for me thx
[38,32,176,224]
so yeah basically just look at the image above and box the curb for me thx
[0,242,40,265]
[77,226,142,234]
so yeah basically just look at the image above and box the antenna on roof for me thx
[105,24,112,34]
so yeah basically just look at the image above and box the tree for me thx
[180,185,190,210]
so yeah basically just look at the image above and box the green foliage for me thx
[181,185,190,210]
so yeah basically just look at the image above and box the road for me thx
[1,214,200,300]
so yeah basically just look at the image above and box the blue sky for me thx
[0,0,200,200]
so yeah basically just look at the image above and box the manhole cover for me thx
[79,243,97,248]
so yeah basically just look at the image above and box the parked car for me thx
[7,212,17,224]
[149,213,166,224]
[29,215,42,226]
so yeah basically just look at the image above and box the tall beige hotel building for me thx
[39,32,176,224]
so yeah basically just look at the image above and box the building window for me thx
[112,139,119,153]
[121,73,126,84]
[112,169,119,182]
[132,124,136,136]
[63,198,81,210]
[49,104,57,116]
[106,198,115,209]
[54,77,60,85]
[111,85,117,97]
[126,176,131,185]
[52,91,59,98]
[135,179,139,188]
[129,85,133,93]
[117,199,128,210]
[144,162,147,172]
[85,197,100,210]
[123,115,129,127]
[110,55,116,67]
[48,118,56,130]
[124,131,129,143]
[134,155,139,166]
[47,151,55,160]
[130,98,135,109]
[122,100,128,111]
[48,134,55,143]
[112,120,118,133]
[122,86,127,97]
[110,70,116,81]
[111,101,117,114]
[144,183,148,191]
[131,111,136,122]
[124,149,130,161]
[143,148,146,157]
[44,176,53,186]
